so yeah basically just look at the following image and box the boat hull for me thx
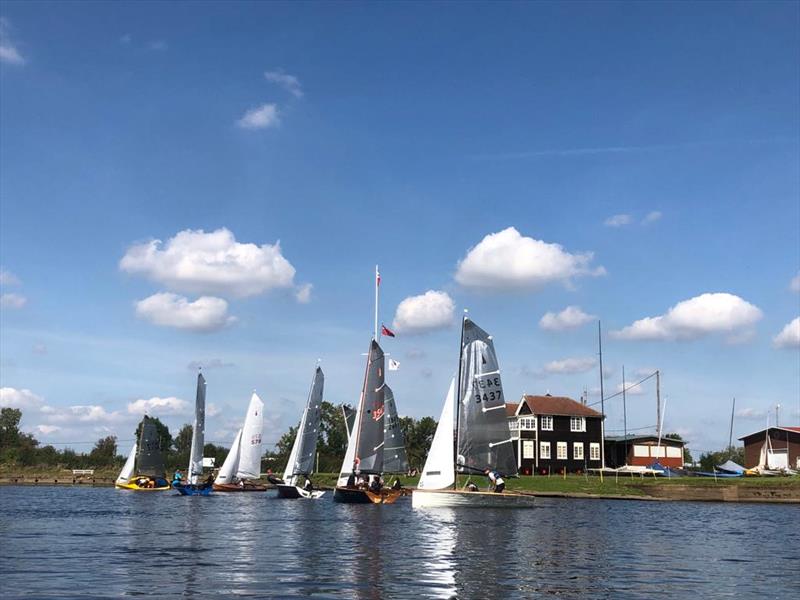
[411,488,536,508]
[275,484,326,499]
[115,477,170,491]
[172,482,213,496]
[212,482,268,492]
[333,486,402,504]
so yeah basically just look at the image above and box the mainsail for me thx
[418,378,456,490]
[383,385,409,474]
[456,318,517,477]
[283,367,324,486]
[187,372,206,484]
[337,339,386,484]
[136,416,166,478]
[215,393,264,484]
[116,441,138,485]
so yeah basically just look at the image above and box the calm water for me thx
[1,486,798,599]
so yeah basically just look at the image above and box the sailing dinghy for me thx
[412,316,535,508]
[213,393,266,491]
[275,366,326,499]
[115,415,171,491]
[173,372,213,496]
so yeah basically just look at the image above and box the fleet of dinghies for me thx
[117,267,535,507]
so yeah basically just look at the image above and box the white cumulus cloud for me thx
[35,424,61,435]
[1,293,27,309]
[790,272,800,293]
[611,293,763,342]
[392,290,455,334]
[0,18,25,65]
[120,228,297,297]
[616,381,646,395]
[237,103,280,129]
[135,293,235,332]
[539,306,596,331]
[641,211,663,225]
[736,407,767,420]
[773,317,800,349]
[0,267,20,285]
[127,396,190,416]
[0,387,44,410]
[455,227,605,291]
[295,283,312,304]
[264,69,303,98]
[604,214,632,227]
[543,357,597,375]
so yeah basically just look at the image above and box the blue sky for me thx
[1,1,798,457]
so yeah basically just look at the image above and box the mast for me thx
[453,311,467,489]
[598,321,606,468]
[656,370,661,437]
[728,397,736,452]
[622,365,628,466]
[374,265,380,342]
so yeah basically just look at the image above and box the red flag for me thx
[376,269,381,286]
[381,324,395,338]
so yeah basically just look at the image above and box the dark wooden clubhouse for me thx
[506,394,604,475]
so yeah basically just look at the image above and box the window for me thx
[570,417,585,432]
[666,446,682,458]
[651,446,665,458]
[539,441,551,459]
[540,416,553,431]
[508,419,518,431]
[557,441,567,460]
[523,440,534,459]
[590,443,600,461]
[633,445,650,458]
[519,417,536,430]
[573,442,584,460]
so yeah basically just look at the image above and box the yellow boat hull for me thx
[115,480,171,491]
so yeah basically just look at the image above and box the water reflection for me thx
[414,508,457,599]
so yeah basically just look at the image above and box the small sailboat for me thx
[115,415,171,491]
[334,266,402,504]
[213,393,266,491]
[275,366,326,499]
[345,388,408,477]
[412,316,536,508]
[173,372,213,496]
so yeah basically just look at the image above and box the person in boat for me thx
[484,468,505,493]
[303,478,313,492]
[369,475,382,494]
[346,472,356,487]
[172,470,183,485]
[465,481,479,492]
[391,478,402,490]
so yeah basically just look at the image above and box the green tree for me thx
[699,447,746,471]
[319,401,348,457]
[0,407,23,449]
[400,416,438,470]
[88,436,117,466]
[174,424,193,454]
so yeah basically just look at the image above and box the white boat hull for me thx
[275,484,326,499]
[411,488,536,508]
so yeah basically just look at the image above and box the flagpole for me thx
[374,265,379,341]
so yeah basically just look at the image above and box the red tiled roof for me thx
[505,403,519,417]
[785,426,800,433]
[521,395,603,418]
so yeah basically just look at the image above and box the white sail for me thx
[236,393,264,480]
[418,378,456,490]
[187,373,207,484]
[116,442,138,484]
[214,428,243,485]
[283,423,302,486]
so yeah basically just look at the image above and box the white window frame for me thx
[519,416,536,431]
[590,443,600,461]
[573,442,584,460]
[570,417,586,432]
[557,441,567,460]
[508,418,518,431]
[539,441,551,460]
[522,440,535,459]
[540,415,553,431]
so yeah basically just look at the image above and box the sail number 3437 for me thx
[475,376,502,404]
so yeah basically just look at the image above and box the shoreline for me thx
[3,475,799,504]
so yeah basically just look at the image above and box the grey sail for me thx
[383,385,409,474]
[289,366,324,478]
[136,416,166,478]
[456,318,517,477]
[188,372,206,484]
[354,339,385,474]
[342,405,357,440]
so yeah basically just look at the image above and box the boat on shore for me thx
[412,316,535,509]
[213,392,266,492]
[173,372,213,496]
[275,366,326,499]
[115,415,170,491]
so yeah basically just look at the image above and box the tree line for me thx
[0,404,439,474]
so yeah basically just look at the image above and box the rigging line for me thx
[586,370,659,407]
